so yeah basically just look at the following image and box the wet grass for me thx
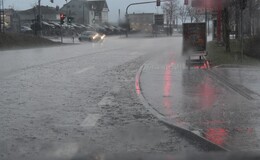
[206,40,260,66]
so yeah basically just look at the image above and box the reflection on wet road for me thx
[140,41,260,151]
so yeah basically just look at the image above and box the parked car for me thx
[78,31,105,42]
[21,26,33,34]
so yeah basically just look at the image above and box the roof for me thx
[60,0,109,11]
[18,6,59,15]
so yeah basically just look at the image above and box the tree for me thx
[178,5,189,24]
[246,0,260,37]
[186,6,204,23]
[162,0,179,35]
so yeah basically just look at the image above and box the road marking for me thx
[80,114,100,127]
[74,66,95,74]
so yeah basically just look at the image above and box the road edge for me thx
[135,62,229,152]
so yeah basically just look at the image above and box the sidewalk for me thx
[138,48,260,151]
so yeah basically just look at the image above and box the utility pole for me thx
[38,0,42,36]
[65,0,68,15]
[240,9,243,62]
[118,9,120,25]
[240,0,247,63]
[83,2,85,24]
[217,0,222,42]
[0,0,4,33]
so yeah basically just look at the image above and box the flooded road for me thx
[0,36,208,159]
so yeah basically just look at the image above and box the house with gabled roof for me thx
[60,0,109,25]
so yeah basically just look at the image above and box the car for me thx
[78,31,106,42]
[20,26,33,34]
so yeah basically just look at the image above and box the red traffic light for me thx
[60,13,66,25]
[60,13,66,20]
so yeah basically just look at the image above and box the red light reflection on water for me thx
[163,59,176,116]
[198,77,216,109]
[193,60,210,69]
[205,128,228,146]
[135,71,141,95]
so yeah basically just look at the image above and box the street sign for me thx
[154,14,164,25]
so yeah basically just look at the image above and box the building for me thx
[60,0,109,25]
[17,6,59,26]
[128,13,154,32]
[4,9,20,32]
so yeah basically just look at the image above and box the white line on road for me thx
[74,66,95,74]
[80,114,100,127]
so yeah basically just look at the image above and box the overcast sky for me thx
[4,0,183,22]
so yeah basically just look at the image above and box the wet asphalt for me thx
[139,38,260,151]
[0,36,214,160]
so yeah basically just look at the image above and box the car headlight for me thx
[93,34,99,40]
[101,35,106,40]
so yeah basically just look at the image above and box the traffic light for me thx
[156,0,160,6]
[60,13,66,25]
[67,17,74,24]
[50,0,54,3]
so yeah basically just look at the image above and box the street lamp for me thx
[0,0,5,33]
[240,0,247,62]
[37,0,42,35]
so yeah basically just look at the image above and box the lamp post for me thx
[0,0,5,33]
[38,0,42,36]
[240,0,247,63]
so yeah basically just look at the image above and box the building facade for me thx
[60,0,109,25]
[17,6,59,26]
[128,13,154,32]
[4,9,20,32]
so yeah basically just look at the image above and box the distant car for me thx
[78,31,105,42]
[20,26,33,34]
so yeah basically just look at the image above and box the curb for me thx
[135,62,229,152]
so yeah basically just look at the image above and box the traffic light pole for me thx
[38,0,42,36]
[60,25,63,43]
[240,0,247,63]
[240,9,243,63]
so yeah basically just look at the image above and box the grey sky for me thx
[4,0,182,22]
